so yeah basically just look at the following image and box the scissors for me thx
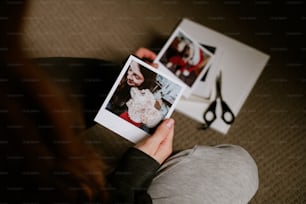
[202,72,235,128]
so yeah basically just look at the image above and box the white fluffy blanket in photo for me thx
[126,87,163,128]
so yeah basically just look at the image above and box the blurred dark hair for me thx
[0,1,107,203]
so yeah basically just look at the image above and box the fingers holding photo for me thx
[134,47,158,68]
[135,118,175,164]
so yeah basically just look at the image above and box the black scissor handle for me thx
[220,100,235,124]
[203,100,217,127]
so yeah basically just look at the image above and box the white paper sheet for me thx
[174,18,270,134]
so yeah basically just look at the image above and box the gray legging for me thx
[148,145,259,204]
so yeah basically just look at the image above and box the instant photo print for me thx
[155,28,216,98]
[94,55,184,143]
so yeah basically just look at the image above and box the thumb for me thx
[148,119,174,146]
[150,119,175,164]
[134,119,175,163]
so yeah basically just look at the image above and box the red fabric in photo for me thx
[120,111,141,127]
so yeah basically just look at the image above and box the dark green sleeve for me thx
[107,147,160,204]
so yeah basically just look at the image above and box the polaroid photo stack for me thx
[154,18,270,134]
[95,18,270,141]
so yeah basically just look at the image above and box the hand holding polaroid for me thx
[94,55,185,143]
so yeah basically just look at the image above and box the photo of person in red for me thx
[160,31,211,87]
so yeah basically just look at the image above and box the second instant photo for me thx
[155,28,215,98]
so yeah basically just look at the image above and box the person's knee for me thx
[220,144,259,200]
[149,144,259,203]
[196,144,259,191]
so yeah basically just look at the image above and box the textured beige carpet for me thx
[21,1,305,203]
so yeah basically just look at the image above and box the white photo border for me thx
[192,46,224,99]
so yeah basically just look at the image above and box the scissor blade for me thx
[216,72,222,99]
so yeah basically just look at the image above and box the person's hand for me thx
[134,47,158,68]
[135,118,175,164]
